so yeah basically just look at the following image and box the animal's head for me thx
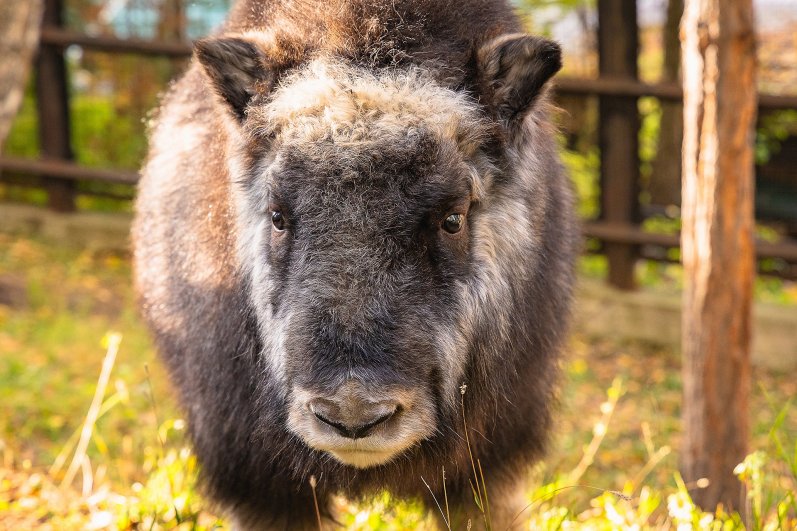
[194,33,563,469]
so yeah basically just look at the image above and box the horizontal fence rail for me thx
[0,157,139,185]
[555,77,797,109]
[39,27,194,57]
[583,222,797,263]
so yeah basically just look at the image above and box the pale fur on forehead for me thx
[247,59,492,156]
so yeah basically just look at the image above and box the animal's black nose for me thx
[308,397,398,439]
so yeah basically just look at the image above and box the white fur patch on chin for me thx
[327,449,399,468]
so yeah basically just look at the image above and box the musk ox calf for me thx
[133,0,576,528]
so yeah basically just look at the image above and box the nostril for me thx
[309,400,398,439]
[351,409,396,439]
[312,409,357,439]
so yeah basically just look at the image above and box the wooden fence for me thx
[2,0,797,288]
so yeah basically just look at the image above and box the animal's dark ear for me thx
[195,37,274,122]
[477,34,562,123]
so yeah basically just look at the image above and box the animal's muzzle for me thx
[308,394,399,439]
[287,379,436,468]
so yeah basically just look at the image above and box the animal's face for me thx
[235,62,498,467]
[194,34,563,468]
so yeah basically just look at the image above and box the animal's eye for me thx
[271,210,285,232]
[442,213,464,234]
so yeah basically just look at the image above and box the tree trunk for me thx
[649,0,684,208]
[680,0,756,513]
[0,1,43,151]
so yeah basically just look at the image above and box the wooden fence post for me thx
[597,0,640,290]
[681,0,756,512]
[36,0,75,212]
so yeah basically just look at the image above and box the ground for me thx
[0,231,795,530]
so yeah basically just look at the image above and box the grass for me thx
[1,232,796,529]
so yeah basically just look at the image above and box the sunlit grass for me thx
[3,340,795,529]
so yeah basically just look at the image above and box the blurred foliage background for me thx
[1,0,796,529]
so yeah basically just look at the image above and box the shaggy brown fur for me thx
[133,0,576,529]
